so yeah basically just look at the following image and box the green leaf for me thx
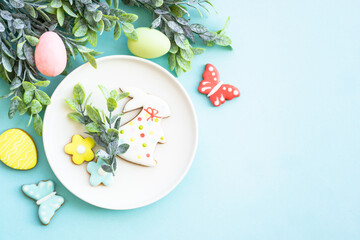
[68,112,85,123]
[176,55,191,72]
[118,13,138,23]
[18,101,28,115]
[124,29,138,40]
[153,0,163,7]
[214,34,232,46]
[24,4,37,18]
[114,21,121,40]
[98,85,110,99]
[22,82,36,91]
[35,89,51,105]
[8,96,21,119]
[34,81,51,87]
[167,21,183,33]
[117,143,129,154]
[107,97,117,112]
[110,90,118,99]
[217,17,230,35]
[85,122,102,132]
[107,128,119,142]
[30,99,42,114]
[2,54,12,72]
[50,0,62,8]
[2,43,15,59]
[190,24,207,34]
[84,53,97,69]
[103,15,119,21]
[169,41,178,54]
[101,164,112,173]
[73,83,85,105]
[73,21,88,37]
[65,98,78,110]
[23,43,35,67]
[151,16,161,29]
[16,40,26,60]
[23,90,34,104]
[170,5,184,18]
[174,33,189,49]
[86,105,102,123]
[180,48,194,61]
[25,35,39,47]
[114,117,121,130]
[57,7,65,26]
[115,92,129,101]
[33,114,43,136]
[168,53,176,71]
[105,0,112,6]
[191,47,205,55]
[98,20,104,35]
[77,45,94,53]
[62,3,77,17]
[121,22,134,33]
[93,10,102,22]
[10,0,24,9]
[87,29,97,47]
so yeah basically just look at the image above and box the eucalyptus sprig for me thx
[66,83,130,175]
[122,0,232,76]
[0,0,138,135]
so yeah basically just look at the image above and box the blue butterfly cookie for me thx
[22,180,64,225]
[87,157,114,186]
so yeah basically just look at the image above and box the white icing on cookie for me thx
[118,87,170,167]
[76,145,86,154]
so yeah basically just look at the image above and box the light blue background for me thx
[1,1,360,239]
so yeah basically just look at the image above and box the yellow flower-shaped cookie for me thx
[64,135,95,165]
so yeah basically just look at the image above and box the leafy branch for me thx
[122,0,232,76]
[0,0,138,135]
[66,83,130,175]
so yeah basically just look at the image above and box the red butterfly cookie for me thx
[198,64,240,107]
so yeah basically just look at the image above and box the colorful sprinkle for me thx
[139,125,143,130]
[145,113,150,118]
[138,117,142,121]
[137,155,142,159]
[142,143,147,147]
[149,131,154,135]
[130,137,135,142]
[140,133,145,138]
[160,136,164,140]
[120,130,124,134]
[129,121,133,126]
[155,118,159,122]
[146,153,150,158]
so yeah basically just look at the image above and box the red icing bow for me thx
[144,107,161,121]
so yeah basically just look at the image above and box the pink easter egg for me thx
[35,31,67,77]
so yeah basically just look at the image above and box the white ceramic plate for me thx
[43,56,198,210]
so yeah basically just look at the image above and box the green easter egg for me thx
[127,27,171,59]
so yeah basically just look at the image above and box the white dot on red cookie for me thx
[228,88,232,92]
[214,78,217,80]
[212,72,215,76]
[223,87,226,90]
[233,90,239,95]
[209,66,214,71]
[220,95,225,101]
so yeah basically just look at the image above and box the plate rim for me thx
[42,55,198,210]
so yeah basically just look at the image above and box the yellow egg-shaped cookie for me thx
[0,129,38,170]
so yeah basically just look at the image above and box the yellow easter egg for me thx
[0,129,37,170]
[127,27,171,59]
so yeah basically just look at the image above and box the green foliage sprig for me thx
[66,83,130,175]
[0,0,138,135]
[122,0,232,76]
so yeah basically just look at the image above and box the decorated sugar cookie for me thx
[118,87,170,166]
[64,135,95,165]
[0,128,37,170]
[198,64,240,107]
[87,157,115,187]
[22,180,64,225]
